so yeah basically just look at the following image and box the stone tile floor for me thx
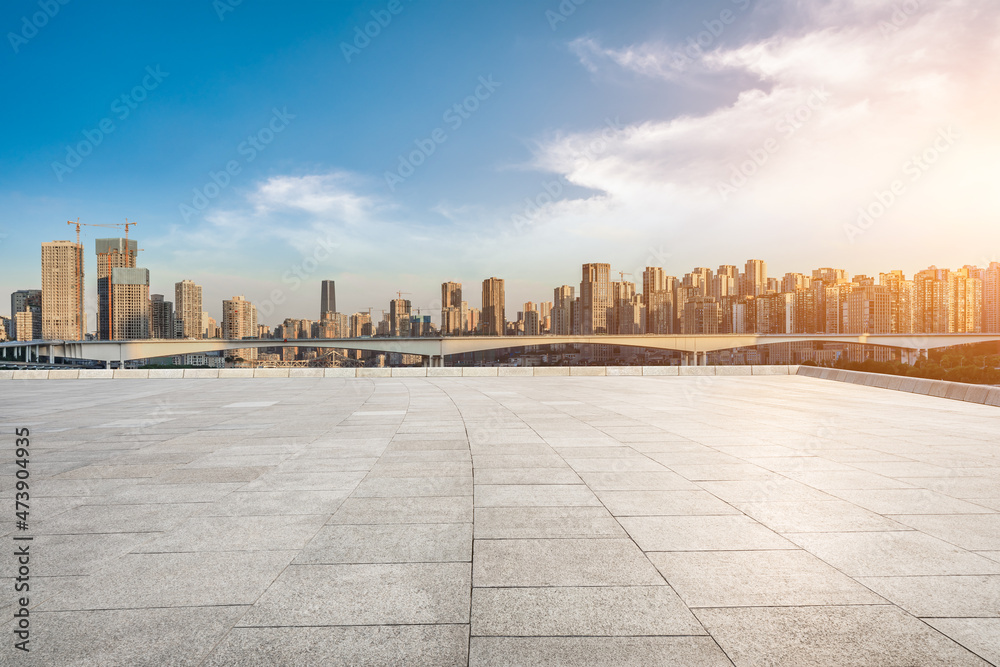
[1,375,999,666]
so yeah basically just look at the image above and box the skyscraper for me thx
[222,295,258,362]
[96,238,138,340]
[175,280,203,339]
[10,289,42,340]
[482,277,505,336]
[741,259,767,297]
[150,294,175,339]
[41,240,85,340]
[441,281,463,335]
[580,263,611,335]
[552,285,575,335]
[109,267,150,339]
[390,298,411,337]
[321,280,336,319]
[983,262,1000,333]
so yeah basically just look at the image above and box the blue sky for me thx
[2,0,998,326]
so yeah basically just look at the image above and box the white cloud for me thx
[521,0,1000,277]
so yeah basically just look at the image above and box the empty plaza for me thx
[2,374,999,666]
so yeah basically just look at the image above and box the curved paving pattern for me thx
[1,375,999,665]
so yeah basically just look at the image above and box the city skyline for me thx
[3,229,998,344]
[2,0,999,317]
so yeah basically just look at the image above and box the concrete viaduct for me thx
[2,334,998,368]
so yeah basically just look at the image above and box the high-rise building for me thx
[350,312,373,337]
[41,240,85,340]
[847,285,891,334]
[175,280,203,339]
[825,281,857,334]
[610,280,643,334]
[552,285,575,335]
[14,311,37,341]
[580,263,611,335]
[782,272,809,293]
[389,298,411,337]
[741,259,767,297]
[755,293,794,334]
[683,296,722,334]
[222,295,258,362]
[950,267,982,333]
[482,277,505,336]
[96,238,138,340]
[879,271,915,334]
[913,267,952,333]
[441,281,463,335]
[320,280,336,320]
[109,267,150,339]
[150,294,175,339]
[983,262,1000,332]
[10,289,42,340]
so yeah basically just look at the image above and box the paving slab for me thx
[239,562,471,626]
[473,538,665,587]
[469,637,734,667]
[205,625,470,667]
[5,374,1000,664]
[696,605,990,666]
[471,585,704,636]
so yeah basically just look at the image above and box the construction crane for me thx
[122,218,138,243]
[395,291,411,301]
[66,219,128,245]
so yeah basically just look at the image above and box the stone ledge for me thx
[795,366,997,408]
[218,369,254,378]
[11,370,50,379]
[426,368,462,377]
[183,369,220,378]
[254,368,289,378]
[462,368,497,377]
[532,367,569,376]
[391,368,427,377]
[148,369,184,379]
[679,367,715,376]
[570,367,606,376]
[606,367,642,376]
[113,369,149,379]
[78,369,113,379]
[357,368,391,378]
[498,367,532,377]
[641,366,678,376]
[288,369,324,378]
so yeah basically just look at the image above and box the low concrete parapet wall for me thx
[2,365,803,380]
[795,365,1000,407]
